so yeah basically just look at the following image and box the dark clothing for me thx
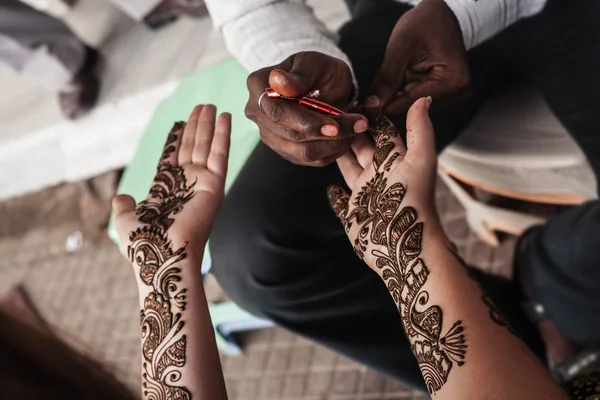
[210,0,600,389]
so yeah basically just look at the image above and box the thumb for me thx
[112,194,136,216]
[405,97,436,168]
[269,53,329,97]
[269,68,310,98]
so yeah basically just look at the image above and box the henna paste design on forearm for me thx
[328,110,466,395]
[461,257,520,337]
[127,122,193,400]
[481,294,519,337]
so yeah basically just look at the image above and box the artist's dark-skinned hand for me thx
[245,51,369,166]
[365,0,471,119]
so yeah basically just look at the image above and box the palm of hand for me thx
[328,109,424,272]
[114,105,231,258]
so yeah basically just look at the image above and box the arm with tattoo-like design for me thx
[328,98,566,399]
[113,105,230,400]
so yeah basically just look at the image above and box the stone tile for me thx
[266,347,291,373]
[225,379,241,400]
[442,214,471,243]
[273,327,296,347]
[283,374,307,398]
[411,391,431,400]
[239,378,261,400]
[224,354,246,377]
[259,376,285,399]
[336,354,359,369]
[290,345,314,372]
[331,370,359,396]
[306,371,333,396]
[384,377,413,395]
[311,346,338,370]
[294,334,314,347]
[465,239,494,268]
[359,369,386,395]
[238,327,274,349]
[244,349,269,375]
[436,187,464,218]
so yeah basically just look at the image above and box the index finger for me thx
[366,39,412,108]
[260,98,369,142]
[160,121,185,166]
[207,112,232,177]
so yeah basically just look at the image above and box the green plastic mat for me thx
[108,58,260,262]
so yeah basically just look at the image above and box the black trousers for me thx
[210,0,600,389]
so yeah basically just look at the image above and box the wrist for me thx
[130,254,205,290]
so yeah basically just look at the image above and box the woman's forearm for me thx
[329,99,567,399]
[374,207,565,399]
[130,236,227,400]
[114,107,234,400]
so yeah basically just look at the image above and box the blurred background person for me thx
[0,0,205,119]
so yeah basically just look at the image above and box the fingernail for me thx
[321,124,339,137]
[354,119,368,133]
[365,95,380,107]
[425,96,432,111]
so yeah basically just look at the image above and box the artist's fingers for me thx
[179,106,202,165]
[192,104,217,166]
[405,97,436,169]
[351,134,375,169]
[336,151,362,189]
[112,194,136,216]
[208,112,232,177]
[327,184,350,223]
[161,122,185,166]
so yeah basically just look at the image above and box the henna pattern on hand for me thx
[136,123,196,232]
[127,123,194,400]
[328,110,466,395]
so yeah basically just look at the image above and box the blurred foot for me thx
[145,0,206,29]
[58,47,100,120]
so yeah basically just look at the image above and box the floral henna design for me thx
[328,111,466,395]
[460,255,520,337]
[481,294,519,337]
[136,122,196,232]
[128,123,194,400]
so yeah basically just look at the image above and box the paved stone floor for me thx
[0,173,519,399]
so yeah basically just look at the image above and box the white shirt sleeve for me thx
[204,0,548,92]
[204,0,354,74]
[440,0,547,49]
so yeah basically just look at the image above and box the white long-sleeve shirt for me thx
[204,0,547,79]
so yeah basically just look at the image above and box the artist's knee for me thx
[208,194,278,317]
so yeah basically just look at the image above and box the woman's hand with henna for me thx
[112,104,231,259]
[328,97,448,272]
[111,105,232,400]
